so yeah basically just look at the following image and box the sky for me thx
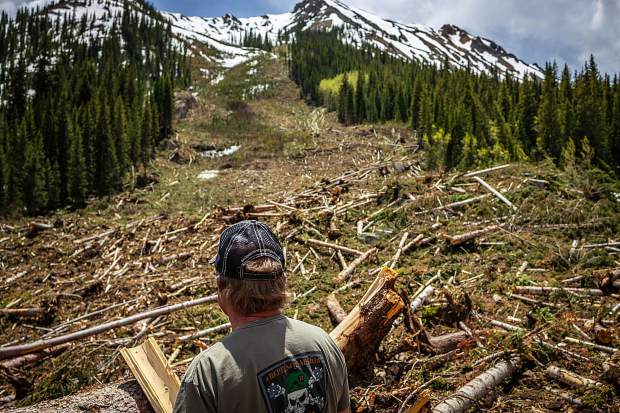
[1,0,618,75]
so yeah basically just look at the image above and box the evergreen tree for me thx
[22,130,49,214]
[354,72,365,123]
[337,74,354,125]
[94,97,120,195]
[558,64,574,142]
[0,126,7,210]
[66,113,87,205]
[611,80,620,175]
[380,82,394,121]
[418,86,433,136]
[515,76,538,154]
[394,89,407,123]
[141,100,153,169]
[0,6,188,214]
[535,63,562,160]
[114,96,130,173]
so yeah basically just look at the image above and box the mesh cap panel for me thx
[212,220,285,280]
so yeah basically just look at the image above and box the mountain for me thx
[32,0,542,78]
[162,0,543,79]
[36,0,262,68]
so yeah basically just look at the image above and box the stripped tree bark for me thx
[432,355,522,413]
[513,286,604,296]
[472,176,516,210]
[445,225,501,246]
[0,344,71,370]
[335,247,376,282]
[306,238,364,256]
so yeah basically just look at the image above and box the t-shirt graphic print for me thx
[258,351,328,413]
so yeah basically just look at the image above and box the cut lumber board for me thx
[120,338,180,413]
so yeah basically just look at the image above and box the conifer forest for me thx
[289,30,620,175]
[0,3,190,214]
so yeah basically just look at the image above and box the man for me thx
[174,220,350,413]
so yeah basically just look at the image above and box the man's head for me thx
[211,220,287,316]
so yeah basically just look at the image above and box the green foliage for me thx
[0,5,190,214]
[424,129,451,170]
[531,307,555,323]
[560,137,576,172]
[420,305,439,323]
[290,30,620,175]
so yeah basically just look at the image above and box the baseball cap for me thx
[210,220,286,280]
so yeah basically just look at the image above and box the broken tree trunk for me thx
[0,308,44,318]
[415,194,489,215]
[463,164,511,177]
[428,331,472,354]
[432,355,522,413]
[326,294,347,326]
[472,176,516,210]
[306,238,364,256]
[329,267,404,374]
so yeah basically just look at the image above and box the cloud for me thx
[1,0,51,15]
[346,0,620,74]
[0,0,20,15]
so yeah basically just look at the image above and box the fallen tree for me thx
[0,295,218,361]
[432,355,522,413]
[6,378,156,413]
[8,268,403,412]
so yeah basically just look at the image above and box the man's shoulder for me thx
[183,342,228,382]
[286,317,335,344]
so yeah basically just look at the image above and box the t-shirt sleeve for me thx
[335,350,350,411]
[173,357,218,413]
[325,335,350,411]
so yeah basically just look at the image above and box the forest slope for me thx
[1,53,619,412]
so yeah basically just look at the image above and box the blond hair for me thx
[217,258,287,315]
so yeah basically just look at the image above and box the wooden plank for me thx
[120,337,181,413]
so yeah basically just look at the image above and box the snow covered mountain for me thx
[34,0,542,78]
[162,0,543,79]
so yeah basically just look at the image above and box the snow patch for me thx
[199,145,241,158]
[197,170,220,180]
[210,73,225,85]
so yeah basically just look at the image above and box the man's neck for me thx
[228,309,282,330]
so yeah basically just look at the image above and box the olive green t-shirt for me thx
[173,314,350,413]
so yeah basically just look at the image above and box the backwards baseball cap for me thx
[210,220,286,280]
